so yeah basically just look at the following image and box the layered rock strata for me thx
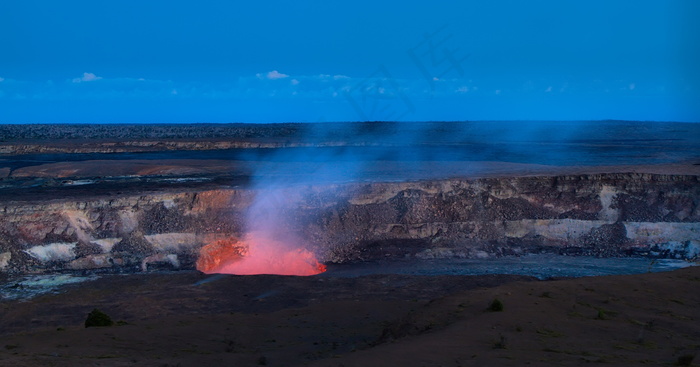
[0,173,697,274]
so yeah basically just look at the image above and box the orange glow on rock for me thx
[196,232,326,276]
[196,238,247,273]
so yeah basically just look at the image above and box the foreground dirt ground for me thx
[0,266,698,366]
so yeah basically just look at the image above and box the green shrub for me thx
[493,334,507,349]
[489,298,504,312]
[85,308,114,328]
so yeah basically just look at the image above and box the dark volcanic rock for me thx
[0,173,697,275]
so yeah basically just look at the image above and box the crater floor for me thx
[0,266,698,366]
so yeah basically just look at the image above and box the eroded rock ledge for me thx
[0,173,698,274]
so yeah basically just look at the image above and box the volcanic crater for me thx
[0,121,699,366]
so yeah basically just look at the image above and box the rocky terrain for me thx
[1,121,699,276]
[0,172,697,275]
[1,122,699,366]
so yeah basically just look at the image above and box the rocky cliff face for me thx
[0,173,698,274]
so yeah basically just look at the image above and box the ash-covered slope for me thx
[1,173,697,275]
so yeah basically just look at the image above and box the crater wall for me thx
[1,173,698,274]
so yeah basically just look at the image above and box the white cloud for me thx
[291,79,300,85]
[0,77,4,82]
[72,72,102,83]
[455,86,469,93]
[258,70,289,80]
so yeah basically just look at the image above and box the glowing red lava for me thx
[196,232,326,276]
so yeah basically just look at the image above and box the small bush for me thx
[493,334,507,349]
[489,298,504,312]
[85,308,114,328]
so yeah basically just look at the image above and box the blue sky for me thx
[0,0,698,123]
